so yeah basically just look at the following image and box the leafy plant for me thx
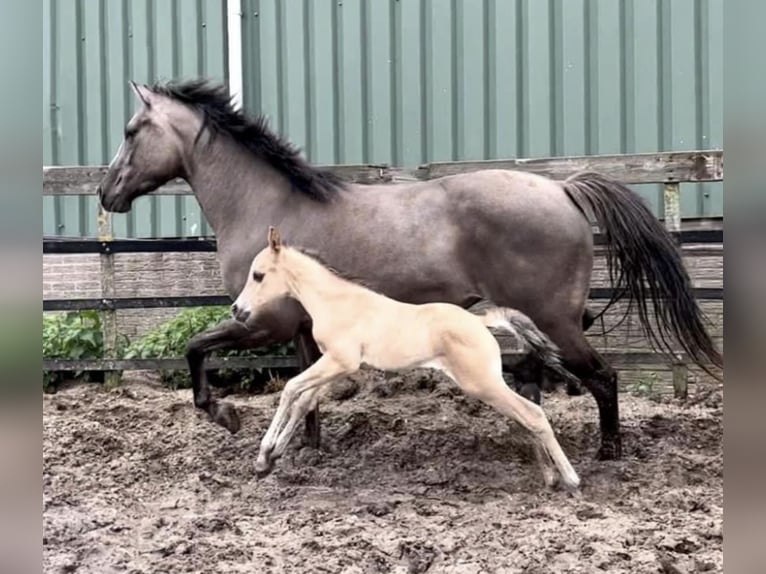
[124,306,297,390]
[42,310,127,391]
[629,371,662,400]
[42,307,297,393]
[43,310,102,359]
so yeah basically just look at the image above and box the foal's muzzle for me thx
[231,303,250,324]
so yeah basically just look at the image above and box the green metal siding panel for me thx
[42,0,228,238]
[44,0,723,238]
[239,0,722,220]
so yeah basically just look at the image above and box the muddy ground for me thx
[43,371,723,574]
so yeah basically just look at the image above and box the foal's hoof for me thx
[210,401,241,434]
[563,472,581,492]
[254,457,274,479]
[563,483,582,498]
[541,467,558,489]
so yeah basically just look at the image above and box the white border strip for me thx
[226,0,243,110]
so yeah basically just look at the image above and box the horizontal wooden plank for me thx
[43,295,232,311]
[594,242,723,258]
[418,150,724,184]
[42,164,401,195]
[497,347,691,367]
[43,167,192,196]
[42,150,723,195]
[43,355,299,371]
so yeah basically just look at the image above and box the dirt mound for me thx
[44,373,722,573]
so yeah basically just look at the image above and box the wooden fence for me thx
[43,149,723,397]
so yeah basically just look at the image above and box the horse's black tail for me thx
[563,172,722,374]
[482,308,583,389]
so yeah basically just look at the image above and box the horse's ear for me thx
[129,81,152,109]
[267,226,282,253]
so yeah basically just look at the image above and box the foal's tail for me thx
[481,308,582,388]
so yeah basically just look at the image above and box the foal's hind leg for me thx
[501,355,554,484]
[474,376,579,490]
[445,354,579,490]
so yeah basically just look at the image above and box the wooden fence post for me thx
[664,181,681,233]
[672,358,689,399]
[664,182,688,398]
[97,205,119,388]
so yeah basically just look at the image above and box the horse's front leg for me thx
[294,330,323,448]
[185,318,277,433]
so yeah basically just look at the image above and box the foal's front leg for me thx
[255,387,321,477]
[255,355,354,476]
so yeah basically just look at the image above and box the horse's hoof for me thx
[210,401,241,434]
[596,440,622,461]
[566,381,584,396]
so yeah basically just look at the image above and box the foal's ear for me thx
[129,81,153,109]
[267,226,282,253]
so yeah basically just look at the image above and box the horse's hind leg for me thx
[503,353,544,404]
[551,324,621,460]
[582,307,597,331]
[577,352,620,460]
[558,307,596,397]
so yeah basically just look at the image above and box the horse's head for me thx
[97,82,191,213]
[232,227,289,328]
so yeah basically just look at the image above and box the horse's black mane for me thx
[150,79,344,202]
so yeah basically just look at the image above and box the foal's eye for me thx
[252,271,264,282]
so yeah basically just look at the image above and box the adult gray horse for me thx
[98,80,721,461]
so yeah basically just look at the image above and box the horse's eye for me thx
[124,127,138,139]
[252,271,264,282]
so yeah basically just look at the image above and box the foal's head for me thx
[231,227,289,327]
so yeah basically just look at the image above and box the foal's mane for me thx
[150,79,345,202]
[292,247,372,291]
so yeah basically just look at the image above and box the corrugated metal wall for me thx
[43,0,228,238]
[44,0,722,238]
